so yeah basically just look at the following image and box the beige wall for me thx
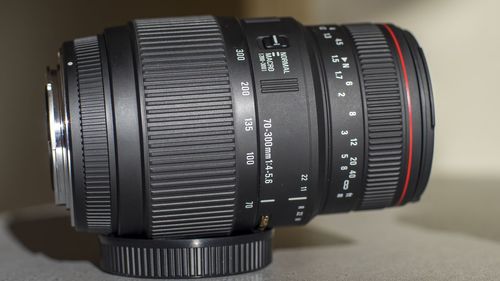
[243,0,500,179]
[0,0,499,212]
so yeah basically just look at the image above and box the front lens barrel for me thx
[309,24,435,213]
[47,16,434,238]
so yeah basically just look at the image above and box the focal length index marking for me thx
[288,196,307,201]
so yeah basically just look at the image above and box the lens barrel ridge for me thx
[347,24,406,210]
[133,16,238,238]
[72,36,113,232]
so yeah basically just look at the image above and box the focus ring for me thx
[74,37,112,232]
[134,16,237,238]
[347,25,404,209]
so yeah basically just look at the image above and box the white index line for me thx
[288,197,307,201]
[272,35,279,45]
[260,199,275,203]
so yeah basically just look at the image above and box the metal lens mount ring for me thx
[46,67,74,218]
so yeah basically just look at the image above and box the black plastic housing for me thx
[46,15,434,278]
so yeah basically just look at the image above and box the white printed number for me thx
[246,152,255,165]
[244,118,253,132]
[236,49,245,61]
[241,81,250,96]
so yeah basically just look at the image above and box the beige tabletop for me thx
[2,175,500,281]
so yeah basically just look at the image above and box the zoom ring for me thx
[74,37,112,232]
[134,16,237,238]
[99,231,272,278]
[347,25,404,209]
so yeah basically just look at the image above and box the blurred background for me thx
[1,0,500,279]
[0,0,499,212]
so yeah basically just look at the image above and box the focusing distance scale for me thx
[45,15,434,278]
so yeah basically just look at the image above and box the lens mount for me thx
[46,67,74,213]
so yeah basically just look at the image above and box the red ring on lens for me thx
[383,24,414,206]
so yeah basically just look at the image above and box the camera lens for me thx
[45,15,434,278]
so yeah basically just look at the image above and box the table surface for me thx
[2,176,500,281]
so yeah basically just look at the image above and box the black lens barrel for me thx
[50,16,434,239]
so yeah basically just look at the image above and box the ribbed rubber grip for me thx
[74,36,112,232]
[99,230,272,278]
[347,25,404,209]
[133,16,237,238]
